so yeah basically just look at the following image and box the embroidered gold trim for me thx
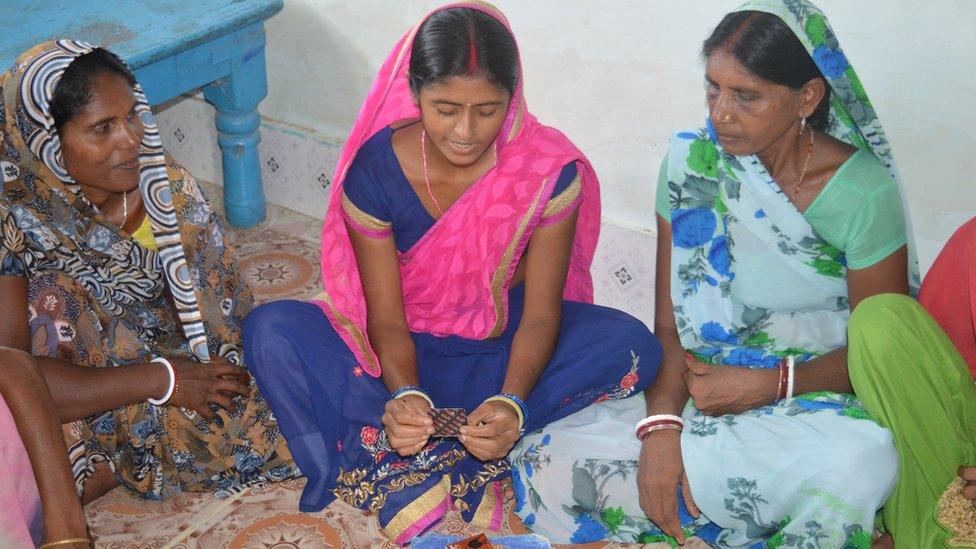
[936,476,976,547]
[451,461,509,498]
[316,290,379,375]
[487,180,548,338]
[341,192,392,233]
[542,174,581,219]
[332,448,467,511]
[470,482,499,528]
[385,475,451,540]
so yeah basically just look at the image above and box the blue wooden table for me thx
[0,0,284,227]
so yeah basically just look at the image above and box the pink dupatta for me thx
[315,2,600,377]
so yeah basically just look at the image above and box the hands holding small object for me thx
[381,387,526,461]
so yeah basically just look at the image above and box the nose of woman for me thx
[710,93,733,125]
[118,115,143,151]
[454,109,476,141]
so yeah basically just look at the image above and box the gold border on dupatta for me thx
[486,179,549,338]
[317,292,380,374]
[542,174,581,219]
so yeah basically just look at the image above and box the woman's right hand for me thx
[637,429,700,544]
[381,394,434,456]
[161,357,251,419]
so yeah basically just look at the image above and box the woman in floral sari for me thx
[243,3,660,544]
[0,42,296,516]
[511,1,975,547]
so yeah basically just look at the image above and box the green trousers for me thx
[849,294,976,548]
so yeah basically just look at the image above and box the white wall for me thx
[259,0,976,273]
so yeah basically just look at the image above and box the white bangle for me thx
[635,413,684,437]
[785,355,796,400]
[148,357,176,405]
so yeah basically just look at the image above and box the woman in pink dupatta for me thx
[244,3,661,544]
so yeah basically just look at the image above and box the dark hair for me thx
[408,8,518,96]
[702,11,830,131]
[50,48,136,130]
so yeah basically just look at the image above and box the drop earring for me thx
[799,117,807,136]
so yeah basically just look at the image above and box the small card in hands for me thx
[428,407,467,438]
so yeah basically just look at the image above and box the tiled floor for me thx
[83,189,691,548]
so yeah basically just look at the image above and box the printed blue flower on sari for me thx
[571,512,609,543]
[700,321,737,345]
[724,347,781,368]
[812,45,849,79]
[697,346,723,358]
[672,208,716,249]
[707,235,733,278]
[511,466,527,512]
[705,118,718,142]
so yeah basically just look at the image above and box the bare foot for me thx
[872,533,893,549]
[500,477,515,503]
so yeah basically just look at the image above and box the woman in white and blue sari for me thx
[508,1,945,546]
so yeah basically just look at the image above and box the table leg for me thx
[203,46,270,228]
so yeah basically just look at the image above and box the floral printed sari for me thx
[512,1,917,546]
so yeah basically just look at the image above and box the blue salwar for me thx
[243,283,661,541]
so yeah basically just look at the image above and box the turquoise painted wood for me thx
[0,0,284,227]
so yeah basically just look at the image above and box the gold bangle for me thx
[40,538,90,548]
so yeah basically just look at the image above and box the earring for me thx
[799,117,807,136]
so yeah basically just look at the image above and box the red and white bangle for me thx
[775,355,796,401]
[785,355,796,400]
[635,414,684,441]
[148,357,177,405]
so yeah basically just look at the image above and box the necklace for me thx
[121,190,128,226]
[420,129,496,218]
[420,129,446,217]
[789,127,816,202]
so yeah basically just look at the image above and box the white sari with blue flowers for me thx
[510,0,918,546]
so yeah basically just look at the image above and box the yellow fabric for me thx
[131,214,157,251]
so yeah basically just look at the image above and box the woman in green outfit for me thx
[510,0,975,547]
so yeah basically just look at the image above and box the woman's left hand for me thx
[459,400,521,461]
[960,466,976,500]
[684,355,777,416]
